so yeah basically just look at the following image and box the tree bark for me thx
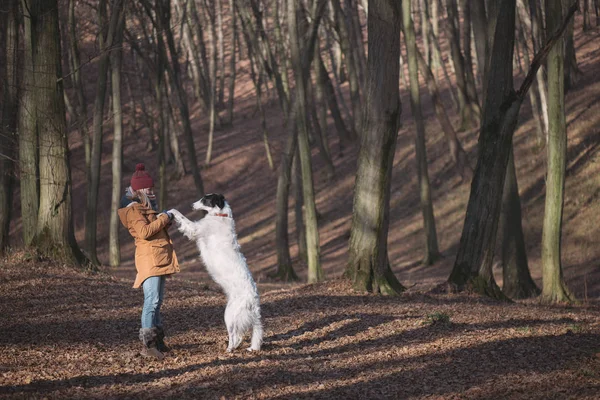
[499,150,540,298]
[292,147,307,262]
[154,0,205,196]
[416,45,472,180]
[205,0,218,166]
[109,9,126,267]
[448,0,518,299]
[316,52,353,156]
[332,0,361,134]
[86,0,124,266]
[19,0,40,247]
[226,0,237,125]
[471,0,488,85]
[27,0,88,267]
[67,0,91,180]
[448,0,577,299]
[0,0,18,254]
[345,0,405,295]
[288,0,325,284]
[445,0,479,130]
[541,0,576,304]
[402,0,441,265]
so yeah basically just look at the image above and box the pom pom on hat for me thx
[131,163,154,191]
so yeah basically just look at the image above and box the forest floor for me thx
[2,9,600,400]
[0,255,599,399]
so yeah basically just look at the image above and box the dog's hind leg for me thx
[248,321,263,352]
[224,302,243,352]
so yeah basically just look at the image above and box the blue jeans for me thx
[141,276,166,329]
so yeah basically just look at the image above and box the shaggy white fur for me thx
[169,197,263,352]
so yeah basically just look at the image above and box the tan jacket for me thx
[118,202,180,288]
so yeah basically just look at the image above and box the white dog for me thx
[168,194,263,352]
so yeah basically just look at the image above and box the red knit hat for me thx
[130,163,154,191]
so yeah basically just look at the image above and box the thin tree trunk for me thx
[430,0,460,109]
[316,52,353,156]
[0,0,18,255]
[109,10,125,267]
[288,0,324,284]
[345,0,405,295]
[471,0,488,85]
[446,0,479,130]
[517,10,546,146]
[19,0,39,247]
[67,0,91,179]
[157,0,205,196]
[541,0,576,304]
[500,149,540,299]
[28,0,88,267]
[292,147,307,262]
[86,0,124,266]
[420,0,431,65]
[226,0,237,125]
[402,0,441,265]
[205,0,218,166]
[416,48,472,180]
[332,0,361,133]
[346,0,367,89]
[216,0,225,106]
[563,0,581,91]
[459,0,481,113]
[271,117,299,282]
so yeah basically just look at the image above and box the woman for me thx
[118,163,179,360]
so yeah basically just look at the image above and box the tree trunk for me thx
[28,0,88,267]
[562,0,581,91]
[500,149,540,298]
[0,0,18,255]
[583,0,591,30]
[416,45,472,180]
[402,0,441,265]
[445,0,479,130]
[516,9,547,146]
[216,0,226,107]
[271,105,299,282]
[448,0,518,300]
[205,0,218,166]
[541,0,576,304]
[109,10,125,267]
[448,0,576,298]
[86,0,124,266]
[471,0,488,85]
[292,147,307,262]
[19,0,40,247]
[459,0,481,113]
[345,0,405,295]
[332,0,361,134]
[288,0,324,284]
[67,0,91,180]
[316,52,353,156]
[158,0,205,196]
[226,0,237,125]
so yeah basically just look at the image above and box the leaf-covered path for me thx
[1,255,599,399]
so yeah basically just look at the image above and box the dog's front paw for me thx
[168,209,182,220]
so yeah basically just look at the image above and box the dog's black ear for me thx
[215,194,225,209]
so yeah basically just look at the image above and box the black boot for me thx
[139,327,164,360]
[155,326,171,353]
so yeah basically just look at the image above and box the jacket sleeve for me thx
[128,208,171,240]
